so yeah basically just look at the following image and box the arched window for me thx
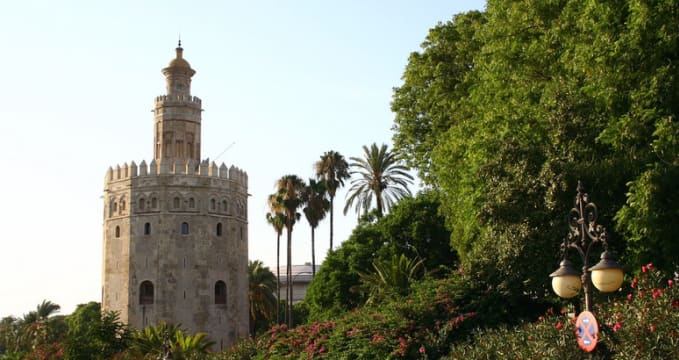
[115,226,120,238]
[211,199,216,211]
[144,222,151,235]
[139,198,145,210]
[215,281,226,304]
[151,197,158,208]
[222,200,228,213]
[173,197,180,209]
[113,202,118,213]
[216,223,223,236]
[189,198,195,208]
[181,222,189,235]
[140,281,154,305]
[121,200,126,211]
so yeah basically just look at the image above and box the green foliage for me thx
[391,0,679,309]
[304,223,382,319]
[231,276,476,359]
[249,260,278,336]
[305,192,455,320]
[616,163,679,272]
[129,322,214,360]
[0,300,67,357]
[391,10,486,182]
[358,253,425,304]
[63,302,130,360]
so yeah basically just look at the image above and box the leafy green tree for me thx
[248,260,277,336]
[63,302,130,360]
[392,10,486,182]
[390,0,679,310]
[274,174,306,327]
[344,143,414,218]
[315,150,350,250]
[304,219,382,320]
[302,179,330,277]
[306,192,454,320]
[266,197,286,324]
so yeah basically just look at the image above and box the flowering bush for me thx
[448,264,678,359]
[218,264,677,359]
[596,263,678,358]
[222,277,476,359]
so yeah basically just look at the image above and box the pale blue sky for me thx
[0,1,485,317]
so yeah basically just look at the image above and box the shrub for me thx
[448,264,679,359]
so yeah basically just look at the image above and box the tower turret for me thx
[154,42,202,162]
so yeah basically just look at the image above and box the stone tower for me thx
[102,43,249,349]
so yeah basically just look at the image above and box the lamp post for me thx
[549,181,624,351]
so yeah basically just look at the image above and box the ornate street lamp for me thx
[549,181,624,351]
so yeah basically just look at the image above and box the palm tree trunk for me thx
[311,227,316,277]
[329,196,334,249]
[276,233,281,325]
[287,227,293,328]
[375,190,384,217]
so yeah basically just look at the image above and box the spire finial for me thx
[178,34,182,48]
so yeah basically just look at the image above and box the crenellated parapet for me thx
[105,159,248,188]
[155,94,202,109]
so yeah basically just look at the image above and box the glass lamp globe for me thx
[589,251,624,293]
[550,260,582,299]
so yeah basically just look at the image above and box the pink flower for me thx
[613,322,622,333]
[650,324,656,332]
[631,278,638,289]
[668,279,674,288]
[556,321,564,330]
[419,346,426,354]
[642,265,647,273]
[653,289,663,299]
[646,263,654,270]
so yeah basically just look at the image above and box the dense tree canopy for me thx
[391,0,679,303]
[305,191,454,320]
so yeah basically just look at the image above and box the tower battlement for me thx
[154,95,202,107]
[105,159,247,187]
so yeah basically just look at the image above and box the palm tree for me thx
[274,174,306,327]
[266,197,286,324]
[358,253,425,305]
[315,150,350,250]
[344,143,414,218]
[131,322,213,359]
[302,179,330,277]
[0,316,21,354]
[22,300,61,349]
[248,260,277,336]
